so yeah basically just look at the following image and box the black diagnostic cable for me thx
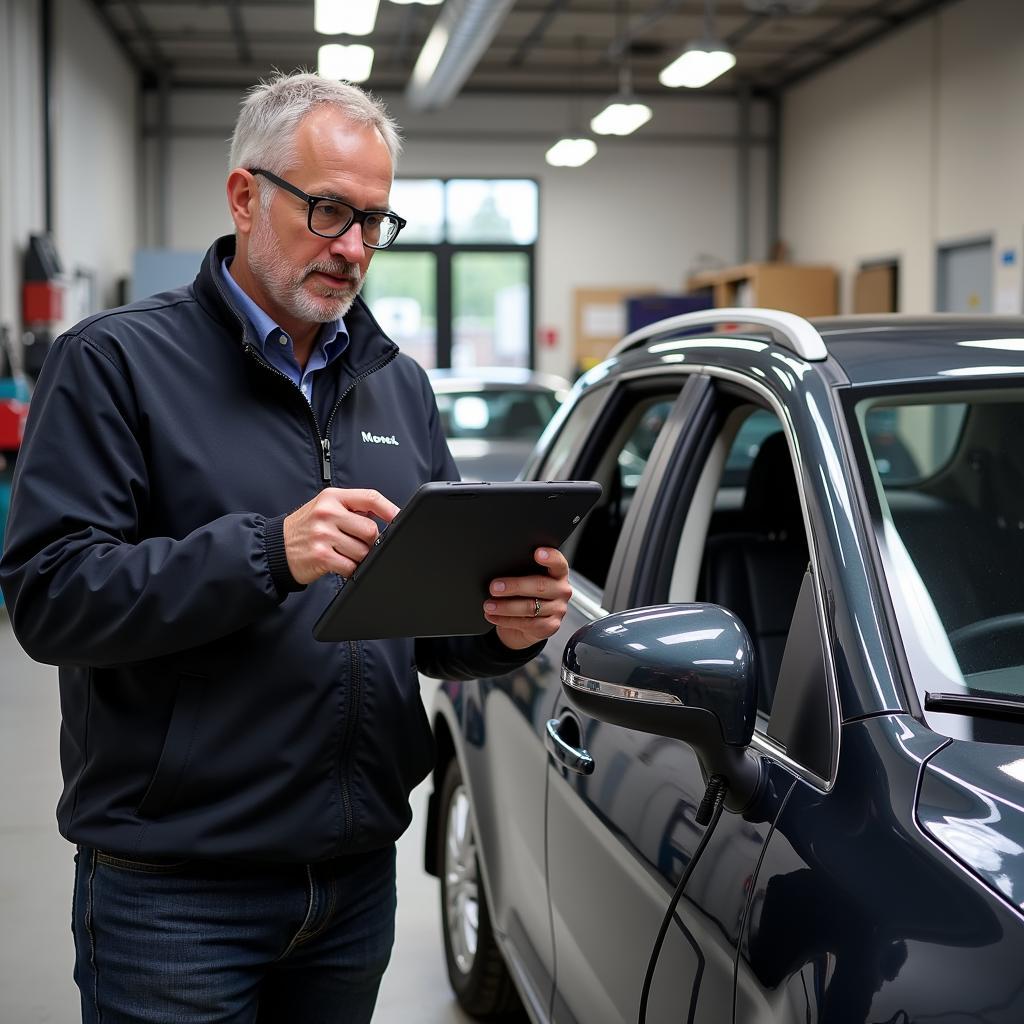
[637,774,729,1024]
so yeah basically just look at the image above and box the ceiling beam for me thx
[84,0,146,71]
[509,0,567,68]
[224,0,253,64]
[121,0,167,70]
[775,0,958,89]
[119,26,843,60]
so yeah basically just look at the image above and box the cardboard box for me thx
[573,286,657,371]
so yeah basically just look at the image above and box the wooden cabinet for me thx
[686,262,837,318]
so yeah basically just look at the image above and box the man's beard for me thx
[248,215,364,324]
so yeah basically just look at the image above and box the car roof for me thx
[620,314,1024,388]
[813,316,1024,385]
[427,367,571,393]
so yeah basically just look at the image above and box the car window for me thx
[720,408,780,487]
[435,388,561,442]
[542,389,677,594]
[665,402,815,720]
[536,388,606,483]
[854,390,1024,732]
[862,404,966,483]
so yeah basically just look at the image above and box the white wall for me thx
[0,0,45,362]
[145,89,771,378]
[52,0,138,314]
[781,0,1024,314]
[0,0,136,354]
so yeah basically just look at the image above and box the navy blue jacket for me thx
[0,236,540,862]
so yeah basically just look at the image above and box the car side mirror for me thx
[561,603,762,812]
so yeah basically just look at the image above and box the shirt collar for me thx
[218,256,348,355]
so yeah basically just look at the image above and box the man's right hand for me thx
[283,488,400,585]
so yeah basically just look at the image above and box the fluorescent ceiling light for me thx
[659,45,735,88]
[389,0,443,4]
[545,138,597,168]
[315,0,379,36]
[590,100,652,136]
[318,43,375,82]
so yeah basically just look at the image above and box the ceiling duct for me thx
[406,0,517,111]
[742,0,820,12]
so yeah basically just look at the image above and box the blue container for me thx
[0,375,30,607]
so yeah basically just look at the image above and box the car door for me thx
[463,375,685,1017]
[544,377,837,1024]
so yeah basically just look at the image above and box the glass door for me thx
[451,251,531,369]
[362,250,437,369]
[362,178,537,370]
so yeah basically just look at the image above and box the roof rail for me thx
[610,307,828,362]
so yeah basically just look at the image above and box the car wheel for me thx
[438,757,524,1020]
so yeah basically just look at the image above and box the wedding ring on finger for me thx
[532,598,542,617]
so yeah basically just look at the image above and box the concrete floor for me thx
[0,609,472,1023]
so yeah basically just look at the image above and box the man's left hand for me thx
[484,548,573,651]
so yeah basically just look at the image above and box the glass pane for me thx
[722,408,781,488]
[451,252,529,369]
[446,180,538,244]
[864,404,967,483]
[362,251,437,369]
[540,389,604,482]
[617,398,675,495]
[570,394,677,590]
[390,179,444,244]
[434,389,560,442]
[854,390,1024,729]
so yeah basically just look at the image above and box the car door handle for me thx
[545,718,595,775]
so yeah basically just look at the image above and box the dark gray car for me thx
[423,309,1024,1023]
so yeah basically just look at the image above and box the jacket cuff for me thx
[481,627,546,664]
[264,514,305,597]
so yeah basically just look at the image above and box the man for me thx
[0,73,571,1023]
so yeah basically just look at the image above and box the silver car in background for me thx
[428,367,570,481]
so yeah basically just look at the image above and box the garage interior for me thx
[2,0,1022,1020]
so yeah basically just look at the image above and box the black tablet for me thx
[312,480,602,641]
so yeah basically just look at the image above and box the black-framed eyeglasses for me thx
[249,168,407,250]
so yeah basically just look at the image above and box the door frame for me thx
[387,242,537,369]
[935,234,993,313]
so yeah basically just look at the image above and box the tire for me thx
[437,757,525,1020]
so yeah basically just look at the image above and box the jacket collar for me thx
[192,234,399,377]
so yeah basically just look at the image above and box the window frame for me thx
[841,379,1024,738]
[534,369,690,605]
[623,368,841,786]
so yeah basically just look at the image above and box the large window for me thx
[363,179,537,371]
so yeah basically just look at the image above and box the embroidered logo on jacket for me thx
[361,430,400,446]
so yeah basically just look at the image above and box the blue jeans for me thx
[72,844,397,1023]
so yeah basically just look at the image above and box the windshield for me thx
[853,388,1024,731]
[435,388,560,442]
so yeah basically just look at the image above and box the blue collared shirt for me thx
[220,258,349,405]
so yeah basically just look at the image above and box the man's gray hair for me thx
[229,71,402,178]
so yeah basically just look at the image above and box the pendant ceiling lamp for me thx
[318,43,375,82]
[591,0,652,136]
[659,0,736,89]
[546,35,598,168]
[315,0,378,36]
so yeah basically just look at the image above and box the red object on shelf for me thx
[0,398,28,450]
[23,281,63,324]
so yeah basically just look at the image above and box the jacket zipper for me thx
[244,341,398,846]
[243,345,331,482]
[321,348,398,478]
[323,348,397,844]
